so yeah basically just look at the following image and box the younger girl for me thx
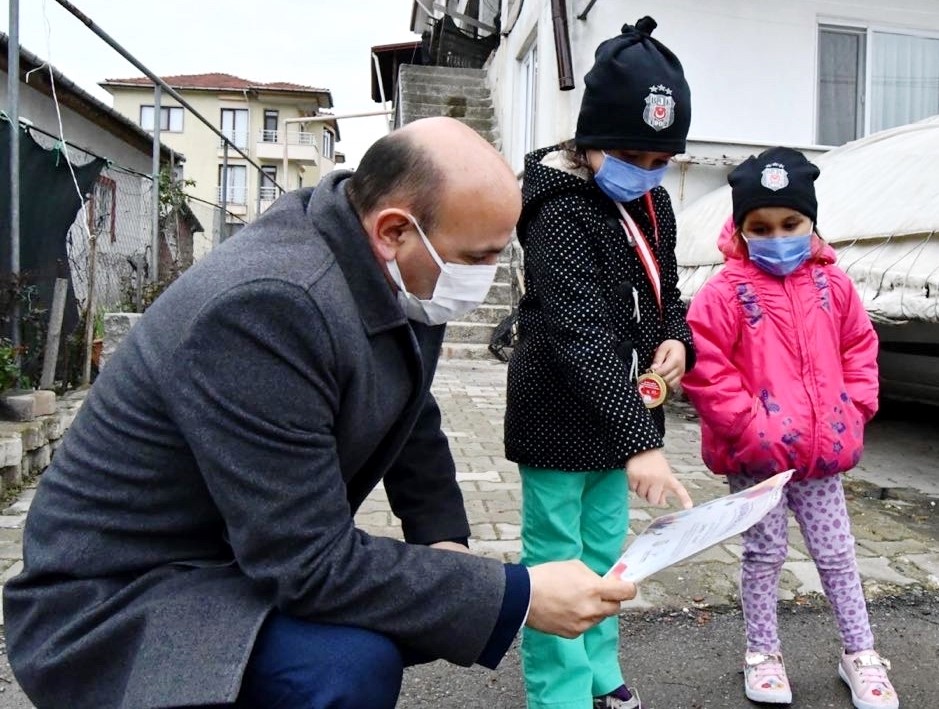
[682,147,899,709]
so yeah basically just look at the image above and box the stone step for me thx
[494,263,518,282]
[401,65,487,84]
[401,100,495,121]
[482,282,514,306]
[439,342,507,362]
[401,87,493,103]
[461,303,512,325]
[444,321,496,344]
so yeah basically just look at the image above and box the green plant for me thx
[93,307,105,340]
[0,338,27,392]
[158,168,196,223]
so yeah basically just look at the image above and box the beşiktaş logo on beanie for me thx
[643,85,675,131]
[760,163,789,191]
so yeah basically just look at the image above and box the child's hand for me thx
[651,339,686,389]
[626,448,693,509]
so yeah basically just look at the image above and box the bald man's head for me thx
[346,117,520,234]
[349,118,521,303]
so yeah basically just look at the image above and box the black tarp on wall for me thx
[0,118,106,378]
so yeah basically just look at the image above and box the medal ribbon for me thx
[615,193,662,316]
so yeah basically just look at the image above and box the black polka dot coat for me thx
[504,145,696,471]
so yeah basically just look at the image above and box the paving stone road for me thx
[0,357,936,707]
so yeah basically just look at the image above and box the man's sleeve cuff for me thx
[476,563,531,669]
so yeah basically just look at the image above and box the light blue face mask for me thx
[594,152,668,203]
[743,233,813,276]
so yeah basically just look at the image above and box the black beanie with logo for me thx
[729,147,820,227]
[575,16,691,154]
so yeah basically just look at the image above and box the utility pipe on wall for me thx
[550,0,575,91]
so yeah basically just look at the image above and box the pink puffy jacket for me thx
[682,219,879,480]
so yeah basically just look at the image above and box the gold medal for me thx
[637,370,667,408]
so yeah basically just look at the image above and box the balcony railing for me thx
[259,185,278,201]
[217,185,248,205]
[255,129,317,146]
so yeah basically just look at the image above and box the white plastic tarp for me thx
[676,116,939,323]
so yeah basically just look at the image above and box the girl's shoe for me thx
[743,651,793,704]
[838,650,899,709]
[593,684,641,709]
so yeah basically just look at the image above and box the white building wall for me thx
[489,0,939,174]
[0,74,154,175]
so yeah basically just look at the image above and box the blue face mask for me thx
[743,233,813,276]
[594,152,668,203]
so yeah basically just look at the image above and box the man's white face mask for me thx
[385,214,498,326]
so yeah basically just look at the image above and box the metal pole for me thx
[52,0,285,192]
[151,84,161,283]
[219,142,229,243]
[7,0,20,349]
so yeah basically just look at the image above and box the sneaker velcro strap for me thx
[853,653,891,670]
[745,652,784,667]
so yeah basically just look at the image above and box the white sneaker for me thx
[743,651,792,704]
[838,650,899,709]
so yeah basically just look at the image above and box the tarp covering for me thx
[676,116,939,323]
[0,118,106,374]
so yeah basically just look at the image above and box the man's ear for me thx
[368,209,413,262]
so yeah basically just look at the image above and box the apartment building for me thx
[101,73,338,242]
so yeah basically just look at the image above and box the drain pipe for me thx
[551,0,575,90]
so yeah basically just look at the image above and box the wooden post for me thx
[82,235,98,386]
[135,253,145,312]
[39,278,68,390]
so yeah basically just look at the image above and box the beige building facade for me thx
[102,73,338,248]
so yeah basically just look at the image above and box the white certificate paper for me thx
[608,469,794,583]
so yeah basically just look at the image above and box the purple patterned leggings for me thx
[728,473,874,654]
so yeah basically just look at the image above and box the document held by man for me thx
[608,469,795,583]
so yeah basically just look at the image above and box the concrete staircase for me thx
[398,65,499,146]
[398,64,516,360]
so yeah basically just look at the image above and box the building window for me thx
[260,166,278,200]
[512,39,538,171]
[322,129,335,160]
[218,164,248,205]
[87,175,117,241]
[220,108,249,149]
[263,109,279,143]
[818,25,939,145]
[139,105,183,132]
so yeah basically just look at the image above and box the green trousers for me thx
[519,465,629,709]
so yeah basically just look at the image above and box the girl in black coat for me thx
[504,17,696,709]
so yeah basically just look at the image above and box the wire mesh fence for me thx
[15,128,255,389]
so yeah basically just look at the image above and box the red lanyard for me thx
[615,192,662,315]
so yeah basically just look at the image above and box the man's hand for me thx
[651,339,687,389]
[429,541,473,554]
[526,560,636,638]
[626,448,694,509]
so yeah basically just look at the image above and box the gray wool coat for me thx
[3,173,511,708]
